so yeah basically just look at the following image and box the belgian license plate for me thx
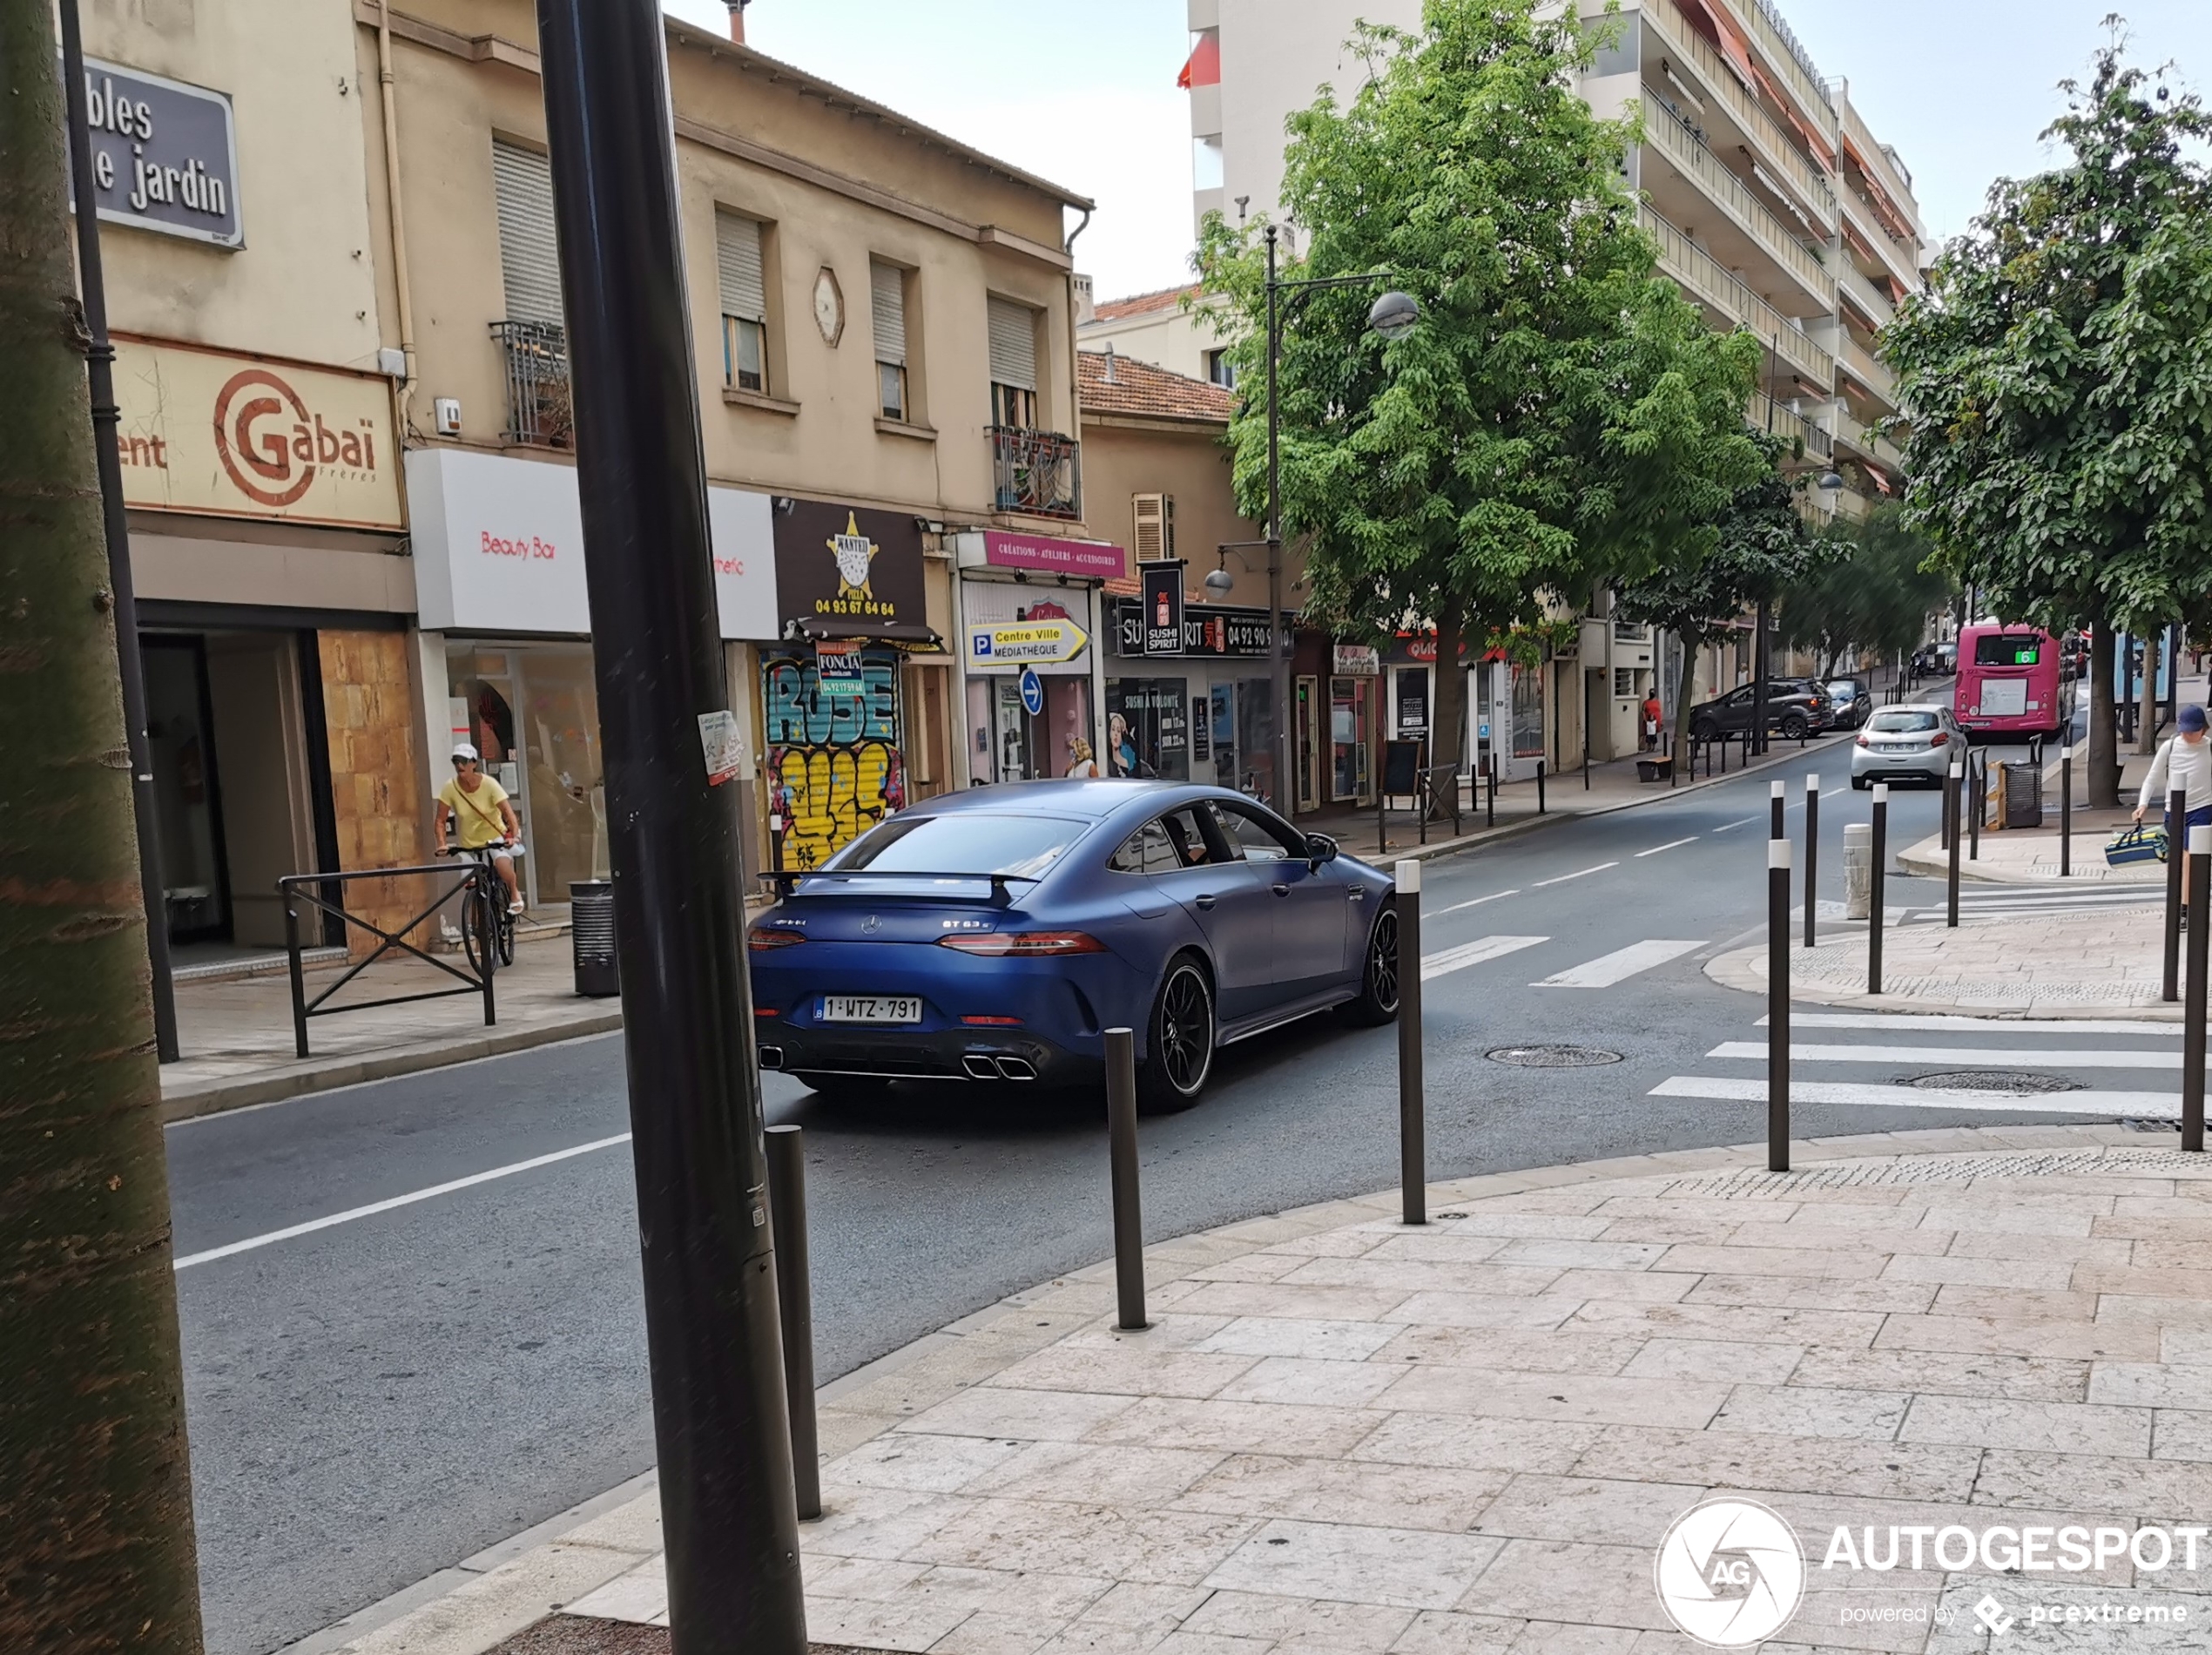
[821,995,921,1024]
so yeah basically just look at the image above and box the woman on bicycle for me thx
[435,742,525,915]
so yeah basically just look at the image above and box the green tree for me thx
[1195,0,1764,772]
[1,1,206,1647]
[1614,435,1820,767]
[1777,504,1954,677]
[1884,37,2212,803]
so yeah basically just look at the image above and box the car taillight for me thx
[748,929,806,951]
[939,931,1106,956]
[1930,731,1949,746]
[1856,733,1871,747]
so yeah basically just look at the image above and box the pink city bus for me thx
[1954,622,2065,741]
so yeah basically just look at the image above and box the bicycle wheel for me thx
[496,899,516,968]
[466,877,499,979]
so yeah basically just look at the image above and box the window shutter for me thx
[1132,493,1176,563]
[717,212,767,322]
[492,140,563,327]
[987,296,1037,388]
[871,261,906,364]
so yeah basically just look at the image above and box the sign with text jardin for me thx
[66,56,242,247]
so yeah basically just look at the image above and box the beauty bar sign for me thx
[65,55,242,248]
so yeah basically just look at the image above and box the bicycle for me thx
[439,844,518,972]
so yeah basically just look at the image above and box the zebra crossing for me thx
[1896,882,2166,925]
[1650,1010,2183,1120]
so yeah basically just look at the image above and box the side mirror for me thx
[1305,832,1339,866]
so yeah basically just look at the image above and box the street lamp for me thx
[1817,468,1844,490]
[1263,224,1420,813]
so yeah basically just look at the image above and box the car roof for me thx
[909,779,1271,826]
[1873,703,1952,714]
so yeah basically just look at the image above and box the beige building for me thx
[356,0,1107,882]
[1091,0,1926,771]
[78,0,418,960]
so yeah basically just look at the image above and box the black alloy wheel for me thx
[1138,956,1215,1113]
[1341,904,1399,1026]
[1780,712,1811,740]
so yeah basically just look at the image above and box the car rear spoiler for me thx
[757,869,1042,906]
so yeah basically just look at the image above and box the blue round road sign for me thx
[1019,667,1045,716]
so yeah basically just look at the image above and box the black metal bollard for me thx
[2060,743,2074,878]
[2187,826,2210,1153]
[1770,778,1786,841]
[1946,761,1964,928]
[1536,760,1547,814]
[1104,1027,1147,1329]
[1869,784,1888,996]
[1485,761,1495,829]
[764,1125,819,1521]
[1769,836,1792,1173]
[1804,773,1820,949]
[1396,859,1426,1226]
[2168,787,2188,1004]
[1969,756,1983,861]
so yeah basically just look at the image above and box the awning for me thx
[1177,32,1220,90]
[788,617,944,649]
[1867,467,1894,496]
[1683,0,1758,92]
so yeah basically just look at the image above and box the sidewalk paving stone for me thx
[337,1125,2212,1655]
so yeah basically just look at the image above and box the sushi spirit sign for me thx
[66,56,243,247]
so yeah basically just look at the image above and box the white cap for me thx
[1806,773,1820,789]
[1771,780,1786,799]
[2194,826,2212,857]
[1396,858,1422,894]
[1949,760,1965,778]
[452,741,481,761]
[1770,840,1793,868]
[1872,783,1889,803]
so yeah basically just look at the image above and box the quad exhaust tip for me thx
[759,1045,785,1070]
[962,1055,1001,1080]
[962,1054,1039,1081]
[996,1057,1037,1081]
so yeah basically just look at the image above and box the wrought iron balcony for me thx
[491,320,573,449]
[989,425,1082,520]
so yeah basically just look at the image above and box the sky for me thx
[665,0,2212,301]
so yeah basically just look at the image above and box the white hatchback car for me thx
[1850,704,1966,788]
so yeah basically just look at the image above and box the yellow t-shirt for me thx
[440,774,511,848]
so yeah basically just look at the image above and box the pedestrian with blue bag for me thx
[2134,703,2212,922]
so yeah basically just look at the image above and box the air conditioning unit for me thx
[433,397,462,436]
[1132,492,1176,562]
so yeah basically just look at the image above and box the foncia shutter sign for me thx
[112,338,402,530]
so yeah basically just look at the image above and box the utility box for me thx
[570,881,618,997]
[2000,763,2044,830]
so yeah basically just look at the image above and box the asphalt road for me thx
[170,713,2137,1653]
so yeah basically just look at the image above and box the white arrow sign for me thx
[968,618,1089,666]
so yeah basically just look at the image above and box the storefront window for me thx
[1105,679,1188,780]
[1234,679,1274,802]
[447,643,607,906]
[1329,676,1371,802]
[1511,662,1547,760]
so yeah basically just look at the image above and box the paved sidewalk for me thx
[320,1124,2212,1655]
[1710,908,2177,1019]
[164,930,621,1119]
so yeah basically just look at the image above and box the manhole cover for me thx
[1487,1045,1622,1069]
[1902,1071,2085,1095]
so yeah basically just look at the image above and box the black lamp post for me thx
[1263,223,1418,813]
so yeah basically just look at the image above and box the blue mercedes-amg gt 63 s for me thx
[748,780,1400,1111]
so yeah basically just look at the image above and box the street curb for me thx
[1703,931,2183,1021]
[1895,837,2162,888]
[302,1118,2150,1655]
[160,1010,625,1124]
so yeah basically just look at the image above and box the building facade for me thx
[358,0,1106,882]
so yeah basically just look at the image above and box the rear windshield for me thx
[1827,680,1860,696]
[1973,634,2043,667]
[1869,712,1940,733]
[822,813,1085,880]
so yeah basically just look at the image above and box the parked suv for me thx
[1687,678,1837,742]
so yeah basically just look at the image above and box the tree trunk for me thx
[1432,607,1467,785]
[1671,630,1699,773]
[0,4,206,1649]
[2088,622,2121,808]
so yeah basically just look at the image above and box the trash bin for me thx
[570,880,618,997]
[2000,762,2044,830]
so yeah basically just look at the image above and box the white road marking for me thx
[1534,940,1703,989]
[1637,837,1698,857]
[1435,889,1521,915]
[1708,1041,2182,1071]
[1533,861,1619,888]
[1712,816,1760,833]
[1650,1076,2177,1118]
[1822,787,1849,799]
[172,1132,635,1272]
[1420,936,1548,982]
[1770,1012,2182,1037]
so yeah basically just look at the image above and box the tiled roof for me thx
[1089,283,1201,321]
[1078,350,1235,423]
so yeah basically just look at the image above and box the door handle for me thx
[1195,894,1217,909]
[1348,888,1366,900]
[1271,882,1291,896]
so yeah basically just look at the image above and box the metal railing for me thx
[1642,206,1835,388]
[1843,98,1919,232]
[1713,0,1834,133]
[491,319,574,448]
[1641,0,1836,230]
[1834,330,1897,408]
[1750,392,1833,458]
[989,425,1082,520]
[1839,262,1896,331]
[280,861,496,1058]
[1840,186,1921,300]
[1648,107,1834,307]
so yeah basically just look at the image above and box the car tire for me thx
[1691,718,1718,741]
[1136,954,1215,1115]
[796,1072,892,1105]
[1780,713,1810,740]
[1339,902,1399,1027]
[1851,776,1869,791]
